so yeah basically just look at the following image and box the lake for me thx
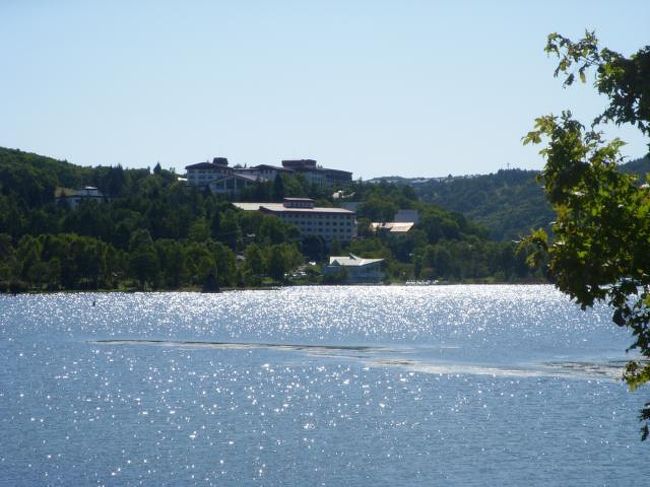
[0,285,647,485]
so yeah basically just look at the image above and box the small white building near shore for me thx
[323,254,385,283]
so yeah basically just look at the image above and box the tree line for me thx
[0,147,543,292]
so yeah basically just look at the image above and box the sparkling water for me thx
[0,286,646,485]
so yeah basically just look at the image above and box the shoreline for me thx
[0,278,551,295]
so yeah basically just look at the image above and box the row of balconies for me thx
[281,213,353,220]
[297,221,353,227]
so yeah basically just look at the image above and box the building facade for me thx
[55,186,105,209]
[233,198,356,243]
[185,157,232,187]
[323,254,385,283]
[369,221,415,235]
[185,157,353,195]
[208,173,259,195]
[235,164,292,182]
[281,159,352,187]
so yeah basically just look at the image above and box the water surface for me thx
[0,285,646,485]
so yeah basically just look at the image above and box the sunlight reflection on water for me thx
[0,286,645,485]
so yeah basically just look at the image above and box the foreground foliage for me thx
[523,31,650,439]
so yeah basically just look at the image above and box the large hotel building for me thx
[184,157,352,195]
[233,198,356,243]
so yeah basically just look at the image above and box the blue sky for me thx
[1,1,648,178]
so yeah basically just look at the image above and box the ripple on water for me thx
[0,286,644,485]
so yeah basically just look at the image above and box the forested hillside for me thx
[619,156,650,175]
[0,147,544,292]
[372,156,650,241]
[410,169,553,241]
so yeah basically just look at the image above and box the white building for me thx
[186,157,353,193]
[236,164,292,182]
[281,159,352,187]
[323,254,385,283]
[55,186,105,209]
[208,173,259,195]
[370,221,415,234]
[185,157,231,187]
[233,198,356,243]
[296,167,327,187]
[368,208,418,235]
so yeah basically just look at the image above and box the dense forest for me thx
[369,156,650,241]
[410,169,554,241]
[0,147,545,292]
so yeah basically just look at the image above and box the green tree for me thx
[155,239,186,288]
[129,248,159,289]
[16,235,42,285]
[182,242,215,286]
[209,240,237,287]
[0,234,17,285]
[128,229,159,289]
[189,217,210,242]
[358,196,397,222]
[215,210,241,250]
[523,32,650,439]
[301,236,326,262]
[272,174,285,200]
[244,243,265,276]
[329,238,342,256]
[267,243,303,282]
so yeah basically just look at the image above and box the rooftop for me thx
[232,201,354,214]
[370,222,415,233]
[328,254,384,267]
[185,161,222,170]
[213,173,259,182]
[248,164,292,171]
[282,159,317,169]
[186,157,229,170]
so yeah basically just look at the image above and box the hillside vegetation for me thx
[411,169,553,241]
[371,156,650,241]
[0,147,544,291]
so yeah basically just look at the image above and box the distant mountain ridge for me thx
[619,156,650,175]
[367,156,650,186]
[368,156,650,240]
